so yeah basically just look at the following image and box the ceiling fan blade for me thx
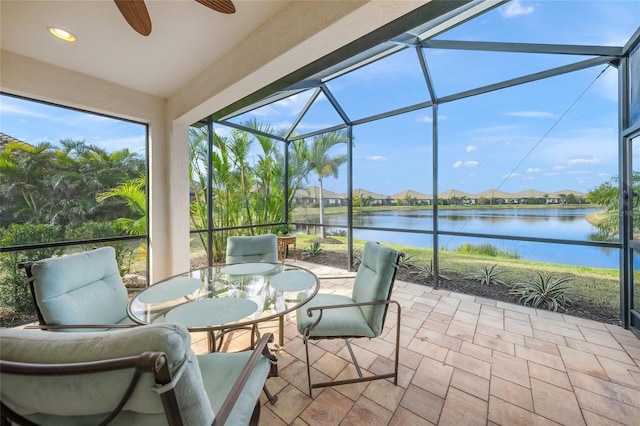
[195,0,236,14]
[114,0,152,36]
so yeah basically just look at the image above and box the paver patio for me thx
[191,260,640,425]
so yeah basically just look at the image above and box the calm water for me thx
[314,208,626,269]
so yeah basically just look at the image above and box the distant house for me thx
[438,189,474,205]
[547,190,586,204]
[473,189,515,205]
[0,131,28,150]
[392,189,433,206]
[293,186,587,207]
[348,188,390,206]
[294,186,345,207]
[510,189,547,204]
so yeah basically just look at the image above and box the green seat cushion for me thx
[0,323,214,425]
[352,241,399,335]
[198,351,271,426]
[30,247,129,328]
[296,293,376,338]
[226,234,278,264]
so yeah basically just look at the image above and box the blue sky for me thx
[1,0,639,198]
[0,96,147,155]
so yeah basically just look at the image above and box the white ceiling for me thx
[1,0,290,98]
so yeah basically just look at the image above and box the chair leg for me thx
[304,336,313,397]
[304,306,402,397]
[278,316,284,347]
[263,385,278,404]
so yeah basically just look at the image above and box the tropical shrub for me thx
[351,247,362,270]
[66,221,140,276]
[509,272,573,311]
[456,243,520,259]
[398,254,416,269]
[304,242,323,255]
[411,260,449,282]
[0,224,63,314]
[465,264,505,286]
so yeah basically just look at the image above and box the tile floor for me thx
[191,260,640,425]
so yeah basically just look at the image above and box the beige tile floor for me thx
[191,260,640,426]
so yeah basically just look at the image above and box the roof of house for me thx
[392,189,433,200]
[0,132,30,151]
[294,186,588,201]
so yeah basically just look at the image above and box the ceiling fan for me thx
[114,0,236,36]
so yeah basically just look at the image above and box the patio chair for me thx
[296,241,403,397]
[0,323,277,425]
[225,234,278,264]
[19,246,134,331]
[224,233,281,404]
[225,234,281,345]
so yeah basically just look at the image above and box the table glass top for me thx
[127,263,319,330]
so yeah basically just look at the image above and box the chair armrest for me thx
[306,299,399,317]
[304,300,401,338]
[213,333,277,426]
[24,324,139,330]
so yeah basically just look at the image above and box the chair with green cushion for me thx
[225,234,278,264]
[0,323,277,425]
[224,233,281,405]
[296,241,403,397]
[225,233,282,346]
[19,246,134,331]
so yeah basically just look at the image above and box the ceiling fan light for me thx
[48,27,76,42]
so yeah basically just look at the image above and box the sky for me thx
[1,0,639,198]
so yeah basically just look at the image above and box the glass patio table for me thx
[127,262,319,352]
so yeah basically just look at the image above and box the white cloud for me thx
[501,0,535,18]
[0,103,49,118]
[502,172,521,178]
[416,114,446,123]
[249,105,279,117]
[465,145,477,152]
[367,155,387,161]
[453,160,479,168]
[503,111,554,118]
[526,167,541,173]
[567,155,599,166]
[92,136,146,153]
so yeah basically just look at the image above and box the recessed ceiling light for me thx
[48,27,76,42]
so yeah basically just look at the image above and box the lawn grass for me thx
[293,234,621,310]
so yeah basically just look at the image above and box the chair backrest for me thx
[226,234,278,264]
[352,241,401,336]
[0,323,214,425]
[22,246,129,328]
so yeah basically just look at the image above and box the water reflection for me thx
[299,207,626,268]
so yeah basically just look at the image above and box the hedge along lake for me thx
[312,207,625,269]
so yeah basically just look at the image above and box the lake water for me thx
[312,207,625,269]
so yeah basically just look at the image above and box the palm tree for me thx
[307,130,348,238]
[96,175,147,236]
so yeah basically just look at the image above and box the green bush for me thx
[411,260,450,281]
[304,242,323,255]
[0,224,64,314]
[350,247,362,270]
[509,272,573,311]
[465,264,505,286]
[456,243,520,259]
[398,254,416,269]
[66,221,139,276]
